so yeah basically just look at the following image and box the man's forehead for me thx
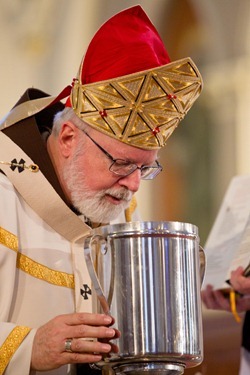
[110,138,158,163]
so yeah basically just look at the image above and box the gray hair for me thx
[52,107,88,136]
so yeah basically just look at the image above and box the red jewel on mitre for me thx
[99,110,107,117]
[167,93,177,100]
[152,127,160,135]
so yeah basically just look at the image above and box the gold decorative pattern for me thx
[0,227,74,288]
[71,57,203,150]
[17,252,75,289]
[125,196,137,222]
[0,227,18,252]
[0,326,31,375]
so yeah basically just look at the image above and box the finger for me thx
[212,289,231,311]
[61,312,114,327]
[230,267,245,289]
[65,325,116,341]
[230,267,250,294]
[231,266,244,278]
[63,352,103,364]
[201,285,211,306]
[68,338,112,354]
[111,327,120,339]
[109,342,119,353]
[62,339,116,364]
[57,312,117,342]
[201,285,230,310]
[97,340,119,355]
[99,328,121,342]
[201,285,218,309]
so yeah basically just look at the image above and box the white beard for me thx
[62,146,133,223]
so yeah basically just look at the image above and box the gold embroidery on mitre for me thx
[16,253,75,289]
[125,196,137,222]
[0,326,31,375]
[71,57,203,150]
[0,227,18,252]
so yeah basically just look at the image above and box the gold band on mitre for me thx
[70,57,203,150]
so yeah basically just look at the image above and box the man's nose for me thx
[118,169,141,192]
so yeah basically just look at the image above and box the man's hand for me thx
[201,282,250,313]
[201,284,231,311]
[31,312,120,371]
[231,266,250,295]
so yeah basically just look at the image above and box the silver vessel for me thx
[84,221,205,375]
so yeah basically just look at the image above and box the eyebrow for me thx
[82,127,158,166]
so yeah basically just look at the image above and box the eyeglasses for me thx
[81,129,163,180]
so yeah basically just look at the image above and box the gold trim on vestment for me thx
[0,227,18,252]
[17,252,75,289]
[125,196,137,222]
[0,326,31,375]
[0,227,75,288]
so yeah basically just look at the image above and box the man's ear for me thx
[59,121,78,158]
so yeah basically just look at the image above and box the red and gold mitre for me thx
[0,5,203,147]
[66,5,203,150]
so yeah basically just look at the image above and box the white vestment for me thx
[0,87,141,375]
[0,173,139,375]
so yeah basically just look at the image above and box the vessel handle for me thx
[199,246,206,286]
[84,235,110,315]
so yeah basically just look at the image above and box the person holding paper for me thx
[202,267,250,375]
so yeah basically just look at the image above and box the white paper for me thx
[202,175,250,290]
